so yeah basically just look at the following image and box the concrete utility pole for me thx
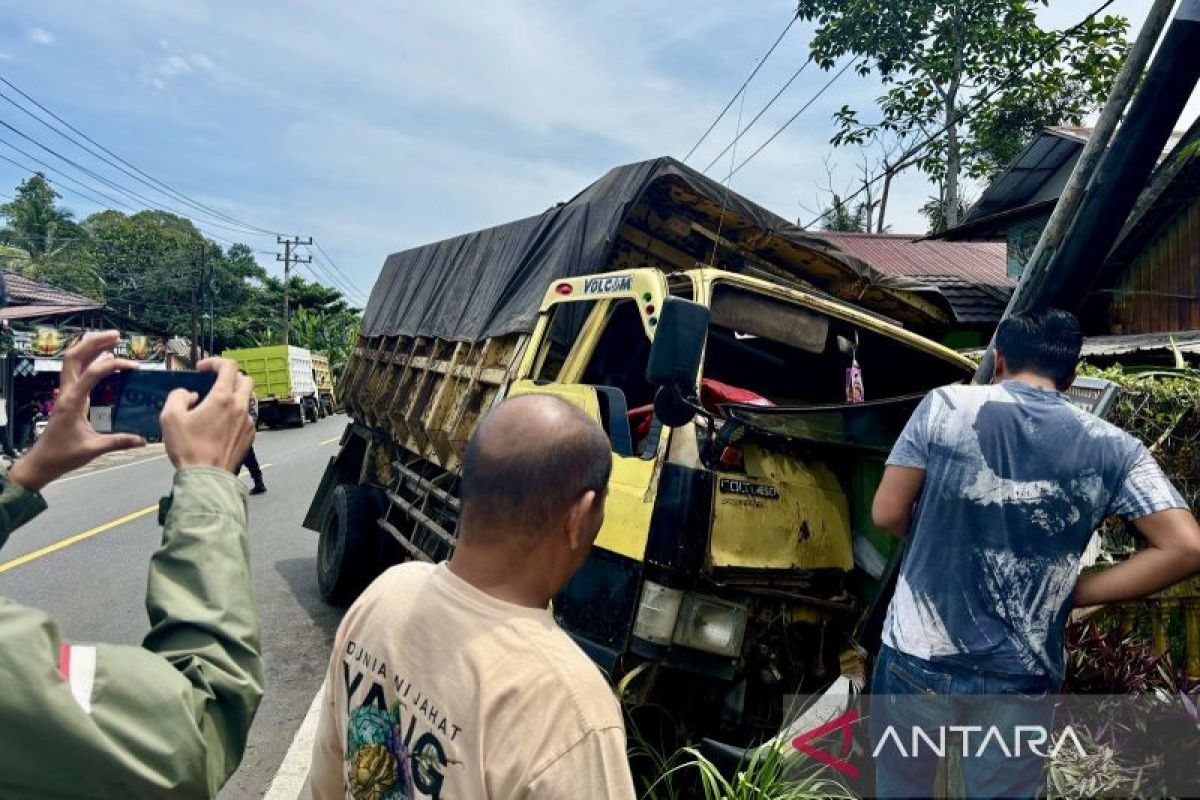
[973,0,1182,383]
[277,235,312,346]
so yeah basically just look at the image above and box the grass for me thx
[630,716,856,800]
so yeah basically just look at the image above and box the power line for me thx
[0,138,137,209]
[0,87,267,237]
[702,56,814,174]
[0,73,285,237]
[312,239,367,302]
[0,147,132,210]
[725,57,855,181]
[302,244,366,304]
[300,249,366,305]
[0,75,367,301]
[307,255,365,305]
[0,117,282,238]
[0,157,278,255]
[296,258,364,307]
[795,0,1120,229]
[682,11,799,164]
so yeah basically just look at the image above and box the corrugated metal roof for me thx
[1080,330,1200,357]
[811,232,1012,325]
[964,131,1082,223]
[960,127,1189,229]
[813,232,1012,285]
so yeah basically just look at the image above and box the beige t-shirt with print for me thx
[307,561,636,800]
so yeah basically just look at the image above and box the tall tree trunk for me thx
[877,169,893,233]
[944,103,961,229]
[942,15,965,230]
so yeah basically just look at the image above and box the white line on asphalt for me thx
[263,681,325,800]
[51,454,168,485]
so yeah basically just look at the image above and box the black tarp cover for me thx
[361,156,931,343]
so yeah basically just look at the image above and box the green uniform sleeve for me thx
[0,467,263,799]
[0,467,48,549]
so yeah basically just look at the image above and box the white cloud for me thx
[27,28,54,46]
[143,50,216,91]
[9,0,1189,293]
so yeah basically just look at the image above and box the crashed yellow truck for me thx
[304,157,977,747]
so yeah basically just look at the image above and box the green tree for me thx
[291,305,360,378]
[797,0,1129,230]
[84,209,212,334]
[0,174,102,297]
[1,175,363,359]
[920,190,973,235]
[820,193,870,232]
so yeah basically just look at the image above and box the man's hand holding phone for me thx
[10,332,146,492]
[160,358,255,473]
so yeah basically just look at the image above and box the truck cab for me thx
[501,267,972,740]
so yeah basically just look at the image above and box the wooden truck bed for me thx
[338,332,527,471]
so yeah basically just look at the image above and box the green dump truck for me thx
[312,352,337,417]
[222,345,321,427]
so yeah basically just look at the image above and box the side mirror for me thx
[646,298,709,387]
[653,384,698,428]
[646,298,709,428]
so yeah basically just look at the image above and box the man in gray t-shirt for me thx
[869,309,1200,799]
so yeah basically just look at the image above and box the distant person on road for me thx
[15,395,39,450]
[307,394,636,800]
[239,371,266,495]
[870,309,1200,799]
[0,393,17,460]
[0,332,264,798]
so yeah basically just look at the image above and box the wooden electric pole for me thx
[190,242,207,365]
[277,235,312,346]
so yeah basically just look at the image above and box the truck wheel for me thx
[296,405,307,428]
[317,484,381,604]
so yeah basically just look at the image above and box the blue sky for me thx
[0,1,1191,305]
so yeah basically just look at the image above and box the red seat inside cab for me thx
[626,379,774,441]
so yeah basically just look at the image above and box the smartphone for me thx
[102,370,218,439]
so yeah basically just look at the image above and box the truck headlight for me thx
[632,581,749,658]
[673,594,747,658]
[632,581,683,646]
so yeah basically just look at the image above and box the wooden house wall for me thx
[1108,198,1200,335]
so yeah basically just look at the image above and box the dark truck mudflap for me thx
[302,423,367,532]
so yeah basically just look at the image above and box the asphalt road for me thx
[0,414,349,799]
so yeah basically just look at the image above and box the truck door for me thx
[509,272,671,669]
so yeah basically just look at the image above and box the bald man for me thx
[307,395,636,800]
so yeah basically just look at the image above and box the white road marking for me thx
[51,453,168,485]
[263,681,325,800]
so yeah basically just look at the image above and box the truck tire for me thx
[318,484,380,604]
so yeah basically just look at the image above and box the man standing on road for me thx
[240,370,266,495]
[869,309,1200,798]
[307,394,636,799]
[0,332,263,798]
[0,391,17,460]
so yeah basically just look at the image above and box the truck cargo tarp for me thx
[362,156,942,343]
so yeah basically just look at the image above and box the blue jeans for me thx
[869,645,1057,800]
